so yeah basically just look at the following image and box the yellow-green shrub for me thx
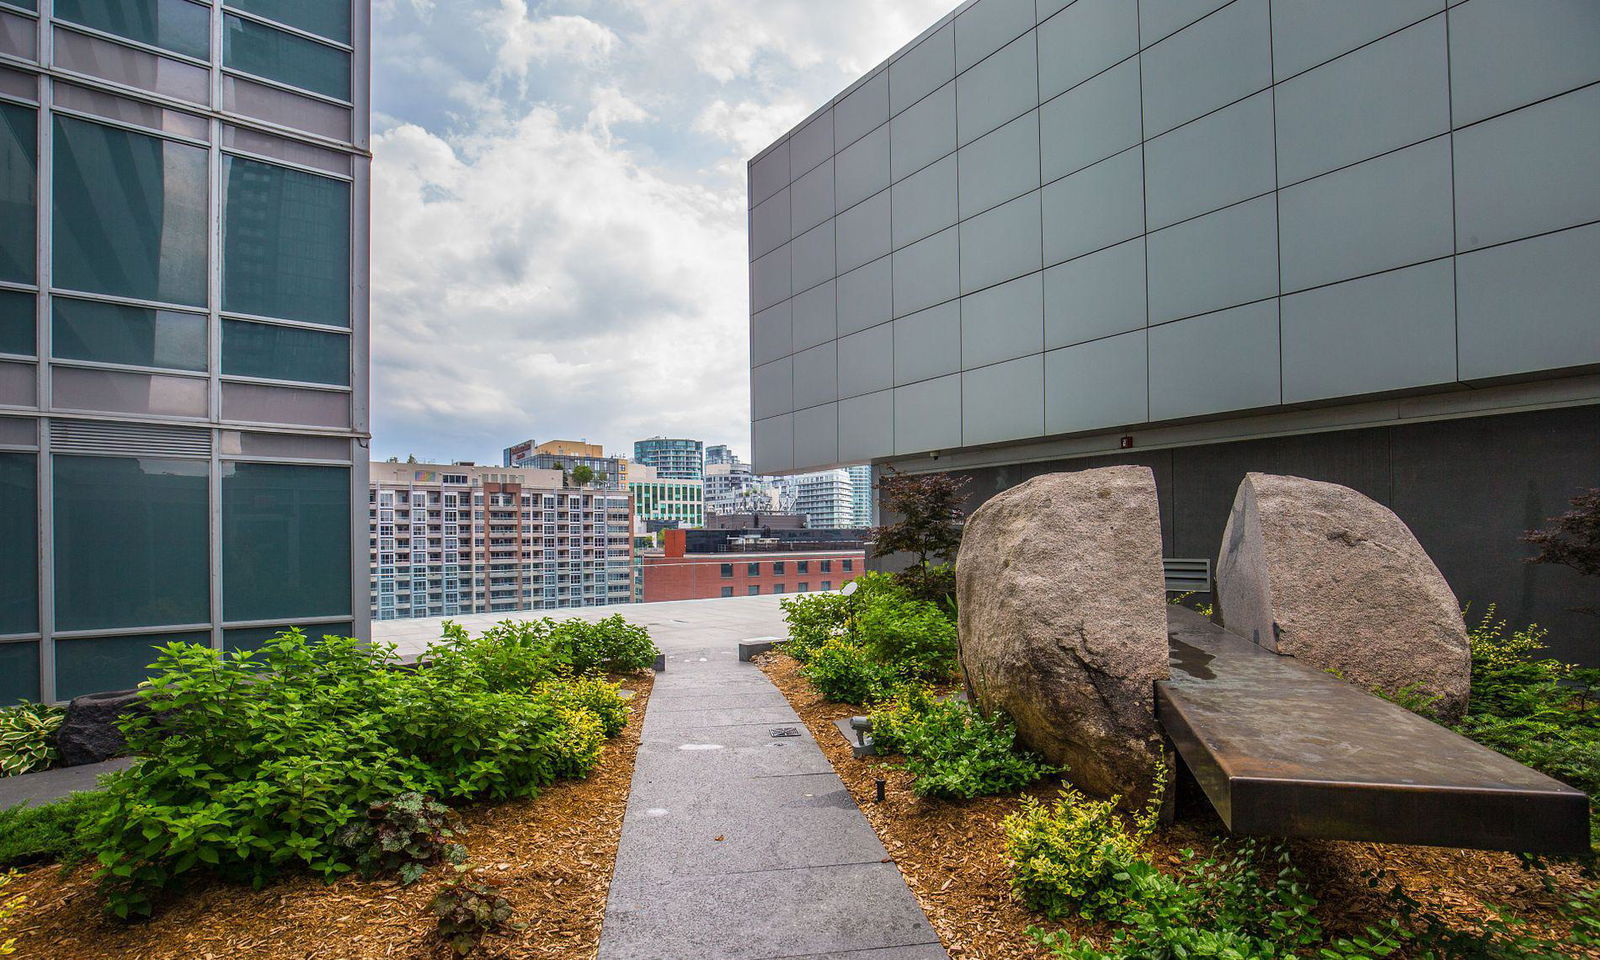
[1003,780,1162,921]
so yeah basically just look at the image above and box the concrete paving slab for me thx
[0,757,133,810]
[790,946,950,960]
[644,706,808,729]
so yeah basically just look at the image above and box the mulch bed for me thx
[6,673,654,960]
[759,652,1597,960]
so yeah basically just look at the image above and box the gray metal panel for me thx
[1149,300,1282,421]
[792,281,837,352]
[1280,260,1458,403]
[1140,0,1272,137]
[839,390,894,463]
[1279,136,1454,293]
[955,33,1038,146]
[1044,330,1149,435]
[836,70,889,149]
[750,141,790,208]
[1457,223,1600,380]
[1037,0,1139,101]
[892,154,958,249]
[1271,0,1445,81]
[1044,237,1148,349]
[1042,148,1145,266]
[957,0,1037,72]
[750,188,791,259]
[752,357,794,420]
[891,81,957,181]
[1145,89,1274,229]
[791,158,835,237]
[790,111,835,179]
[751,301,793,366]
[790,220,836,296]
[894,302,962,385]
[751,244,792,312]
[752,414,794,474]
[837,190,891,274]
[894,374,962,455]
[1140,0,1234,47]
[837,257,893,335]
[793,342,839,410]
[893,226,960,317]
[960,191,1043,294]
[838,322,894,399]
[963,354,1044,446]
[961,272,1044,369]
[958,110,1040,219]
[793,403,839,469]
[1037,0,1074,18]
[890,23,955,114]
[1273,16,1450,186]
[1448,0,1600,127]
[1040,58,1143,183]
[1147,195,1278,324]
[836,124,891,212]
[1453,84,1600,253]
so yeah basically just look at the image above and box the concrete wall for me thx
[749,0,1600,475]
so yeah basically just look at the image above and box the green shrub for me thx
[545,615,658,675]
[431,879,516,956]
[1003,782,1161,921]
[334,793,467,885]
[856,591,958,682]
[0,870,20,957]
[870,691,1055,799]
[0,701,65,777]
[801,638,900,706]
[0,790,107,868]
[534,675,631,738]
[431,620,562,693]
[779,591,853,662]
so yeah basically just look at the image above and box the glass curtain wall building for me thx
[632,437,704,480]
[0,0,371,703]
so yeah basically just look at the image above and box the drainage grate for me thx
[769,727,801,738]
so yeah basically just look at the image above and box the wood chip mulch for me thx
[6,673,653,960]
[758,652,1598,960]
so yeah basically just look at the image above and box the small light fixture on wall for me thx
[1120,436,1135,450]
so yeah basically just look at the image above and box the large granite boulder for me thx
[53,689,147,767]
[1216,473,1471,721]
[956,466,1170,803]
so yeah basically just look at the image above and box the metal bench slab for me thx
[1159,606,1590,854]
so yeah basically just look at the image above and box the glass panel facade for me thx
[222,155,350,326]
[53,455,209,631]
[0,643,39,704]
[52,116,207,307]
[0,289,32,356]
[53,297,205,370]
[224,620,351,652]
[0,453,37,636]
[222,463,351,621]
[228,0,350,45]
[52,365,208,417]
[56,630,208,699]
[2,2,37,14]
[52,28,211,104]
[0,102,35,286]
[55,0,211,60]
[222,318,348,385]
[223,14,350,101]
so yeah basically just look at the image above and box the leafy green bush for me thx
[546,615,658,675]
[334,793,467,885]
[0,701,65,777]
[534,675,631,738]
[869,689,1055,799]
[432,620,563,693]
[431,879,516,956]
[856,590,958,682]
[778,590,853,662]
[0,790,106,868]
[0,870,20,957]
[1003,782,1161,921]
[801,637,900,706]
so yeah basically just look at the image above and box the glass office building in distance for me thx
[633,437,704,480]
[0,0,372,703]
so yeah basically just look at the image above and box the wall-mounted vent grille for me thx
[50,420,212,458]
[1164,558,1213,594]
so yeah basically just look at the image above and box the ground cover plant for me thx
[870,686,1055,800]
[0,791,106,869]
[0,701,65,777]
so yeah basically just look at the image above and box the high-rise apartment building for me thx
[633,436,704,480]
[503,438,626,489]
[749,0,1600,661]
[846,464,875,528]
[0,0,372,703]
[788,470,857,530]
[704,451,794,517]
[705,443,736,467]
[369,461,634,622]
[627,461,703,529]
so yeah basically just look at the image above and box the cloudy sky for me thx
[368,0,954,464]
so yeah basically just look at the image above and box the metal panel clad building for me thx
[748,0,1600,661]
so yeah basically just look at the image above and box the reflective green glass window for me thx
[222,156,349,327]
[224,14,350,101]
[0,453,36,636]
[0,289,32,357]
[227,0,349,44]
[52,116,207,307]
[222,319,348,385]
[0,102,35,286]
[55,0,210,60]
[223,463,351,621]
[0,643,39,705]
[53,455,209,632]
[2,2,38,12]
[56,631,208,699]
[53,297,205,371]
[224,620,351,652]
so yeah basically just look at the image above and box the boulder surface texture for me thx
[1216,472,1471,721]
[956,466,1170,803]
[53,689,145,767]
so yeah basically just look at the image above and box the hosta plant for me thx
[0,701,65,778]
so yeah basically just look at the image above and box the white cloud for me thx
[490,3,619,84]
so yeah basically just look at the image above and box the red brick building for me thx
[641,529,865,601]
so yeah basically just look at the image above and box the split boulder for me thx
[1216,472,1471,721]
[956,466,1170,803]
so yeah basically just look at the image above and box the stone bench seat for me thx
[1159,607,1591,855]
